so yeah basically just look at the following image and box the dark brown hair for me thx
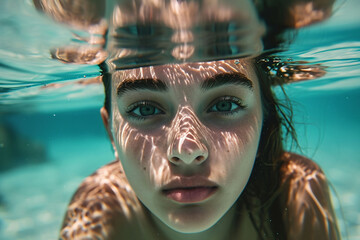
[100,62,112,114]
[240,57,298,239]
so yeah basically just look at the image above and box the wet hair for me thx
[99,59,297,239]
[100,62,111,113]
[243,58,297,239]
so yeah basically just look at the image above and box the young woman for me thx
[31,1,339,239]
[59,58,340,239]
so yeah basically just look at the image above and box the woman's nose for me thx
[168,132,209,165]
[167,108,209,166]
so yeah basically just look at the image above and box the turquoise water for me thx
[0,0,359,239]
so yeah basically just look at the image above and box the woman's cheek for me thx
[209,114,262,184]
[207,131,247,183]
[114,122,171,190]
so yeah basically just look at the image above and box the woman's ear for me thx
[100,107,114,143]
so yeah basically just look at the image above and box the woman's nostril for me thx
[195,156,205,162]
[170,155,206,165]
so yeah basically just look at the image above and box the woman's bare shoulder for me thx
[59,161,145,240]
[280,152,323,176]
[278,152,340,240]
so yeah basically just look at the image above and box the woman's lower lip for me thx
[163,187,218,203]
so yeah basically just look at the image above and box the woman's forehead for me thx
[112,59,255,86]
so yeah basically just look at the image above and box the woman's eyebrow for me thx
[116,72,253,97]
[117,78,168,97]
[201,72,254,91]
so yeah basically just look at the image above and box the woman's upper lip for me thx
[162,177,218,190]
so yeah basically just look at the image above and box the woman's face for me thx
[108,59,263,233]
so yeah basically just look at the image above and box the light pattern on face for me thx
[109,59,263,233]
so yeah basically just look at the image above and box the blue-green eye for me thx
[208,96,246,113]
[126,101,164,119]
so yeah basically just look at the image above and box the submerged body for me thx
[59,59,339,239]
[59,153,338,240]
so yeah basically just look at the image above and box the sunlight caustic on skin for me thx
[55,54,341,239]
[108,59,263,232]
[278,153,339,239]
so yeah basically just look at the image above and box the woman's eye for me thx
[207,97,246,113]
[126,102,164,119]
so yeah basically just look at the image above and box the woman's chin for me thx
[166,221,215,234]
[158,208,221,234]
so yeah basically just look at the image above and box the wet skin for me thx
[59,59,339,240]
[102,59,263,235]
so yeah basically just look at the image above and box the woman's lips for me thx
[163,187,218,203]
[162,177,219,203]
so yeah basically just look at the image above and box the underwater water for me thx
[0,0,359,239]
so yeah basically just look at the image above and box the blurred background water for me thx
[0,0,359,239]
